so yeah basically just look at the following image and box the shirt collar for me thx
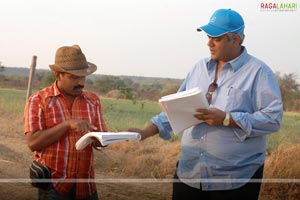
[41,82,61,98]
[228,46,248,72]
[207,46,249,72]
[53,81,62,97]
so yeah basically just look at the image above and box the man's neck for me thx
[56,82,76,106]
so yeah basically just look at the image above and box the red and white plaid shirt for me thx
[24,82,107,199]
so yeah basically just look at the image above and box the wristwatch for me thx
[223,112,230,126]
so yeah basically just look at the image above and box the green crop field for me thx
[101,98,161,131]
[1,88,299,152]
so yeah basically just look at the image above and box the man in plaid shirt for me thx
[24,45,107,200]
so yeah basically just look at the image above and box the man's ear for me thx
[55,72,61,80]
[234,34,243,46]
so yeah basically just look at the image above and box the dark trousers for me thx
[172,165,264,200]
[38,183,99,200]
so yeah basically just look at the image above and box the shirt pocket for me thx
[44,103,66,127]
[225,87,249,111]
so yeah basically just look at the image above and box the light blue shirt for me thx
[151,47,283,190]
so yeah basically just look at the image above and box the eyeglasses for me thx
[205,81,218,105]
[206,66,219,104]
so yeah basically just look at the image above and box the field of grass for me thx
[101,98,161,131]
[1,88,300,199]
[0,88,160,129]
[267,112,300,152]
[1,88,299,152]
[0,88,27,115]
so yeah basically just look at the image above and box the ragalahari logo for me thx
[260,2,298,11]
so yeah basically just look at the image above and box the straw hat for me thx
[49,45,97,76]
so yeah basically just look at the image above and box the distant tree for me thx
[119,86,135,100]
[40,72,56,87]
[160,82,181,97]
[86,78,93,85]
[0,61,4,73]
[276,72,300,111]
[122,78,134,87]
[95,75,126,93]
[141,83,163,91]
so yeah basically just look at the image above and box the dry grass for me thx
[94,136,181,179]
[1,113,300,199]
[1,88,300,199]
[259,144,300,200]
[94,140,300,200]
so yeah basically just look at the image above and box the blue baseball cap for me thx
[197,9,245,37]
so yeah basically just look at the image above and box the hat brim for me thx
[49,62,97,76]
[197,24,229,37]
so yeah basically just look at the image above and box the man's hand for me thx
[91,136,107,149]
[26,119,98,151]
[68,119,97,133]
[194,107,226,126]
[126,128,148,140]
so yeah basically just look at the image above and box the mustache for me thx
[74,85,84,90]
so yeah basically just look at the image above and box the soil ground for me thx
[0,117,172,200]
[1,116,300,200]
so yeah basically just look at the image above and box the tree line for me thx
[0,67,181,102]
[0,66,299,111]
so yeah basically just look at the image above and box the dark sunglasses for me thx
[205,81,218,105]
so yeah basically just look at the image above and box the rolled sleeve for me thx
[229,66,283,142]
[231,99,283,142]
[150,112,173,140]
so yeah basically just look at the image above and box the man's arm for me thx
[194,108,240,128]
[26,119,97,151]
[127,123,159,140]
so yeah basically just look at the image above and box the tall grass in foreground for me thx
[260,143,300,200]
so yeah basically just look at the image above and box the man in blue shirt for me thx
[129,8,283,200]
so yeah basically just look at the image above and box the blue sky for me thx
[0,0,299,79]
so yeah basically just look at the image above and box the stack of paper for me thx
[159,87,209,134]
[75,132,141,150]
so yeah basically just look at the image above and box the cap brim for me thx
[49,62,97,76]
[197,24,228,37]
